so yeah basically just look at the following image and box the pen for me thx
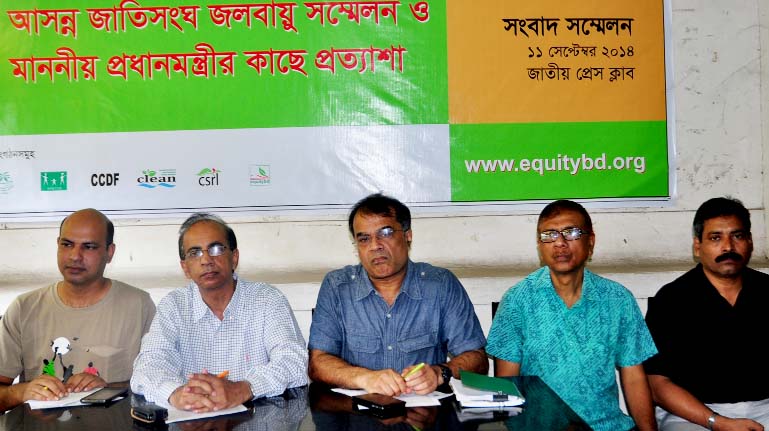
[404,362,426,379]
[216,370,229,378]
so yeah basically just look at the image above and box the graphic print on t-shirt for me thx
[44,336,76,381]
[83,361,100,376]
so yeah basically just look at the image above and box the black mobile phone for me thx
[80,387,129,404]
[352,393,406,418]
[130,404,169,425]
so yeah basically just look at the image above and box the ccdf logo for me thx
[91,173,119,186]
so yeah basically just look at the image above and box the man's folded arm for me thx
[130,300,185,407]
[0,376,24,411]
[242,293,309,398]
[308,349,371,389]
[647,374,721,430]
[443,348,488,379]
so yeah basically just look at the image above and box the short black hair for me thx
[537,199,593,233]
[348,193,411,236]
[178,213,237,260]
[693,197,751,240]
[105,220,114,246]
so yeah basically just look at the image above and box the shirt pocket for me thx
[398,331,438,364]
[346,333,382,369]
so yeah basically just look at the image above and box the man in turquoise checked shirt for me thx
[487,199,658,431]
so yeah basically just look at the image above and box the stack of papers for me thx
[451,371,525,408]
[331,388,452,407]
[27,389,100,410]
[166,404,248,423]
[453,403,523,422]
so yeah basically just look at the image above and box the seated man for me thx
[308,193,487,396]
[644,197,769,430]
[487,199,657,431]
[131,213,308,412]
[0,208,156,411]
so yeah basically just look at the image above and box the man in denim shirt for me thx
[308,193,487,396]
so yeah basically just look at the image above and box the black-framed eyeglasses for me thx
[539,227,590,243]
[354,227,407,246]
[184,244,228,260]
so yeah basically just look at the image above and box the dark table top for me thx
[0,376,590,431]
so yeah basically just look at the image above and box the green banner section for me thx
[1,1,448,135]
[450,121,669,201]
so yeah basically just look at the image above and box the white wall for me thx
[1,1,768,347]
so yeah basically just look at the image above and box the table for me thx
[0,377,590,430]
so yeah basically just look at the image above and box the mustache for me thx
[715,252,743,263]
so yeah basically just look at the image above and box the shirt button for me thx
[351,275,356,280]
[421,271,426,277]
[386,313,391,318]
[387,345,393,351]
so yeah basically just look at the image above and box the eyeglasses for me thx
[539,227,590,243]
[354,227,407,246]
[184,244,228,260]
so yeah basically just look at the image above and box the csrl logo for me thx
[197,168,220,186]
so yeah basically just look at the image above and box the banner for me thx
[0,0,672,220]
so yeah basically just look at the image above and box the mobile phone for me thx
[80,387,129,404]
[130,404,169,425]
[352,393,406,418]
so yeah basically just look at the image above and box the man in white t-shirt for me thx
[0,208,156,411]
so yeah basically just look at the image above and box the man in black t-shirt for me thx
[644,197,769,431]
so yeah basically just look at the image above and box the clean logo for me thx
[197,168,220,187]
[249,165,270,186]
[0,172,13,193]
[137,169,176,188]
[41,171,67,191]
[91,173,120,187]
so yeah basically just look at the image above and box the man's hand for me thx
[713,416,764,431]
[184,373,252,412]
[169,384,216,412]
[21,374,67,401]
[401,364,438,395]
[355,369,408,396]
[64,372,106,393]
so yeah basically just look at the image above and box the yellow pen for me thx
[404,362,426,379]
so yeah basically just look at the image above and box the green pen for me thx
[404,362,426,379]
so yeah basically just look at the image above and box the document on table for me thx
[27,388,100,410]
[451,379,525,408]
[331,388,452,407]
[165,404,248,424]
[454,404,523,422]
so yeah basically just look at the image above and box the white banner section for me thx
[0,125,450,220]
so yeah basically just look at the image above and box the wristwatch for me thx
[437,364,452,385]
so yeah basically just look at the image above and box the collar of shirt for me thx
[537,266,598,308]
[190,277,243,322]
[694,263,758,308]
[351,260,424,302]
